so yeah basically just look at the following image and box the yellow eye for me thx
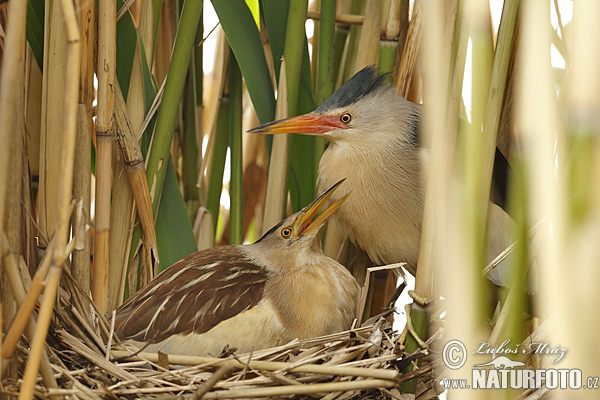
[340,113,352,124]
[281,228,292,238]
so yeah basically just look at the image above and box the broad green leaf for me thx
[211,0,275,123]
[26,0,44,70]
[151,0,164,65]
[155,160,198,270]
[263,0,289,82]
[116,4,137,100]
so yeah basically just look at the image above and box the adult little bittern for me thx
[249,66,515,288]
[114,180,359,356]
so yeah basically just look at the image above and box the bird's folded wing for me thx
[114,247,268,343]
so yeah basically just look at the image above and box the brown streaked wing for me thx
[114,246,268,343]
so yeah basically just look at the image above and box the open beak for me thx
[293,179,349,239]
[247,113,346,136]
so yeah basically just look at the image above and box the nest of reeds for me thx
[3,271,440,400]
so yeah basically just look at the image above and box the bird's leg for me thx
[407,290,433,307]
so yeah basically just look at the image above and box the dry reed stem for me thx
[71,0,95,294]
[202,379,396,399]
[19,0,81,395]
[479,0,519,223]
[72,105,92,293]
[517,0,563,343]
[0,0,27,241]
[114,83,159,279]
[93,0,116,315]
[110,350,399,381]
[2,251,58,391]
[39,0,68,242]
[199,32,229,191]
[395,2,422,98]
[194,207,215,251]
[1,241,53,359]
[354,0,381,72]
[306,10,364,25]
[192,362,235,400]
[355,264,405,324]
[18,266,62,400]
[262,60,289,233]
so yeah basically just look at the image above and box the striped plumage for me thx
[114,180,359,356]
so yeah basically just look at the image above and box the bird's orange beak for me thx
[294,179,349,238]
[248,113,346,136]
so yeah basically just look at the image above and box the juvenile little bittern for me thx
[114,180,359,356]
[249,66,515,287]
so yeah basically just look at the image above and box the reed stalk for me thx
[283,0,309,117]
[228,58,243,244]
[354,0,380,72]
[205,92,230,234]
[395,2,422,98]
[315,0,335,168]
[339,0,365,84]
[110,350,399,380]
[183,54,200,220]
[72,0,95,294]
[378,0,401,79]
[19,0,81,397]
[94,0,116,315]
[145,0,202,216]
[400,1,453,394]
[0,0,28,247]
[2,249,58,392]
[262,61,289,233]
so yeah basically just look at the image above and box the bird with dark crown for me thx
[249,66,517,288]
[114,180,359,356]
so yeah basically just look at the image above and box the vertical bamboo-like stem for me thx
[262,61,289,233]
[109,0,154,310]
[378,0,400,78]
[146,0,203,215]
[460,0,494,326]
[183,53,200,220]
[0,0,27,245]
[339,0,365,84]
[315,0,335,170]
[72,0,95,294]
[113,84,159,286]
[283,0,308,117]
[19,0,81,398]
[400,1,452,394]
[559,0,599,384]
[206,96,230,234]
[0,0,28,383]
[39,0,68,247]
[516,0,559,318]
[354,0,381,72]
[94,0,116,315]
[311,0,320,94]
[228,58,243,245]
[395,2,422,98]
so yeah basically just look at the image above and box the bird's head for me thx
[248,66,420,148]
[252,179,348,270]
